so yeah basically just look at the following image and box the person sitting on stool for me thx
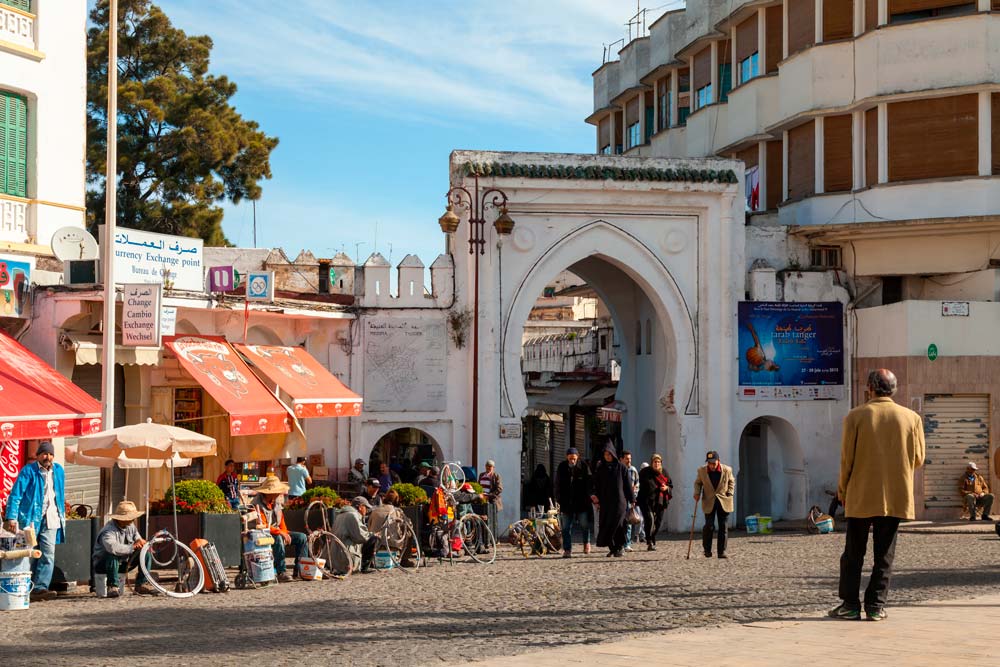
[333,496,378,572]
[959,462,993,521]
[251,475,307,582]
[92,501,154,597]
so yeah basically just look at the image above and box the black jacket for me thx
[554,459,592,514]
[637,465,672,508]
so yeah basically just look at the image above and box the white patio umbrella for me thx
[76,419,217,537]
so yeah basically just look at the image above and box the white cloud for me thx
[157,0,675,127]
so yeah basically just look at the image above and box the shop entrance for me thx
[737,416,806,523]
[368,427,444,485]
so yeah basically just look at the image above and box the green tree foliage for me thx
[86,0,278,245]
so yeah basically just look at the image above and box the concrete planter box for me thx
[472,502,499,539]
[51,517,98,588]
[282,508,307,534]
[402,504,427,548]
[200,512,241,567]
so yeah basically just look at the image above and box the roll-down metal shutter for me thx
[551,422,567,471]
[923,394,990,508]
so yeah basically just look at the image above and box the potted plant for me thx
[391,483,429,545]
[284,486,341,533]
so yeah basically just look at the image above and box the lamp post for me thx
[440,173,515,471]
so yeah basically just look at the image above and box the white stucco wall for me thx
[0,0,87,248]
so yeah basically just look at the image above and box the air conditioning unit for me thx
[64,259,99,285]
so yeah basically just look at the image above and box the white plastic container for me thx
[0,571,32,610]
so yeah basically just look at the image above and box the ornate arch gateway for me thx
[446,151,745,530]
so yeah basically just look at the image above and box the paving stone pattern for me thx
[1,531,998,666]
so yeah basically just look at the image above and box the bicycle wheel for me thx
[308,530,352,577]
[439,462,465,491]
[382,512,422,570]
[146,529,179,567]
[459,514,497,564]
[305,500,330,533]
[539,519,563,554]
[139,534,205,598]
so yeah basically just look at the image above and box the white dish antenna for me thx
[51,227,100,262]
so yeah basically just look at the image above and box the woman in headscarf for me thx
[591,441,635,557]
[526,464,552,511]
[637,453,672,551]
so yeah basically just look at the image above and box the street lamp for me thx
[440,173,516,470]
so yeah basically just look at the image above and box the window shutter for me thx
[0,1,32,12]
[1,92,28,198]
[735,16,758,63]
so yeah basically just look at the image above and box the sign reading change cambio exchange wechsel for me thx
[102,226,204,291]
[122,284,161,346]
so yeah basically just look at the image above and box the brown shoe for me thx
[133,583,159,596]
[277,572,293,583]
[583,544,591,555]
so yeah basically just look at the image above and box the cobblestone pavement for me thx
[1,530,998,666]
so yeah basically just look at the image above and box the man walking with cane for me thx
[830,369,925,622]
[693,450,735,559]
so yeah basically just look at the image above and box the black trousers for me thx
[702,501,729,555]
[639,500,665,544]
[838,516,901,611]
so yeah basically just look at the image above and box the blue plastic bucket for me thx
[373,551,395,570]
[0,571,32,611]
[744,516,759,534]
[815,517,834,534]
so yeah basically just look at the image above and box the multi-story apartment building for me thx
[589,0,1000,520]
[1,0,87,277]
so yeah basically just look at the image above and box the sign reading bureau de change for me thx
[121,284,161,347]
[737,302,844,401]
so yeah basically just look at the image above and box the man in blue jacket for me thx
[3,441,64,601]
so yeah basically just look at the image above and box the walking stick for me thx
[686,494,700,560]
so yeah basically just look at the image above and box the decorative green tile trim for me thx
[462,161,739,184]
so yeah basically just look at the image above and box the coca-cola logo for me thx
[0,440,22,509]
[46,420,60,436]
[0,423,13,439]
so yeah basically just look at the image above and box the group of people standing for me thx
[553,444,676,558]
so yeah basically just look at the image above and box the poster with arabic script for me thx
[364,317,447,411]
[737,302,844,401]
[100,226,204,291]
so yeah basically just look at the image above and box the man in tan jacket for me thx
[830,369,925,622]
[959,462,993,521]
[693,450,735,558]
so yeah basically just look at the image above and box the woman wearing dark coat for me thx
[525,464,552,511]
[590,442,635,557]
[637,453,672,551]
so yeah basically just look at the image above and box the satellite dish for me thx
[51,227,100,262]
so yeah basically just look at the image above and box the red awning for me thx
[163,336,292,437]
[0,331,103,440]
[234,344,362,419]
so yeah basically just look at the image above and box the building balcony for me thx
[684,102,731,158]
[0,4,37,56]
[725,74,780,148]
[778,13,1000,122]
[0,194,34,245]
[856,300,1000,359]
[649,125,687,158]
[592,61,621,114]
[779,176,1000,229]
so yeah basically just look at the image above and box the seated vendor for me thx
[92,501,154,597]
[367,490,416,567]
[454,482,486,518]
[333,496,378,572]
[250,475,307,582]
[960,462,994,521]
[361,478,383,507]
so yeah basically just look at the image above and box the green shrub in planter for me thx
[287,486,340,509]
[157,479,232,514]
[469,482,484,494]
[391,483,428,507]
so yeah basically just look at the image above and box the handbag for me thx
[627,504,643,526]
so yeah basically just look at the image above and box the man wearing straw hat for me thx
[250,475,307,582]
[92,500,154,597]
[3,441,64,601]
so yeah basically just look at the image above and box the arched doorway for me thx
[368,427,444,485]
[737,417,806,522]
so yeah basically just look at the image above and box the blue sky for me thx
[148,0,677,269]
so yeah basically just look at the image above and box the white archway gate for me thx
[447,151,745,531]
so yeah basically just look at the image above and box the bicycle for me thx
[374,506,423,571]
[507,506,562,558]
[426,482,497,565]
[304,500,353,577]
[138,528,205,598]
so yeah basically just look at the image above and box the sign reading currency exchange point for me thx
[928,343,938,361]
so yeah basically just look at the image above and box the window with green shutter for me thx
[0,1,32,13]
[0,91,29,198]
